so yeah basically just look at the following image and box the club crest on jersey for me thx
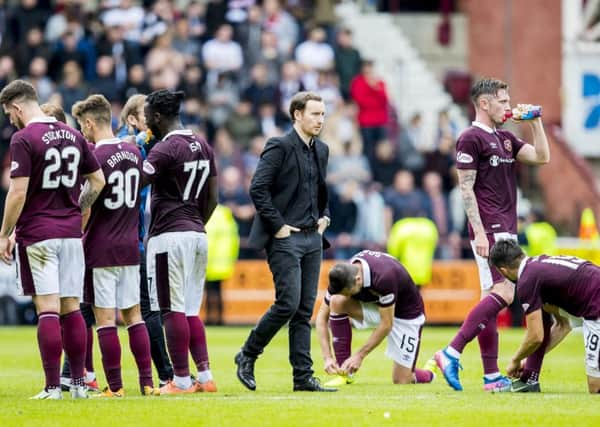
[456,151,473,163]
[504,140,512,152]
[142,160,156,175]
[10,161,18,171]
[522,303,530,312]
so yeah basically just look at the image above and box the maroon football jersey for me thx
[9,116,100,246]
[455,123,526,237]
[142,129,217,238]
[326,250,424,320]
[83,138,142,268]
[517,255,600,319]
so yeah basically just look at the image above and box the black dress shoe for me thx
[293,377,337,392]
[234,351,256,391]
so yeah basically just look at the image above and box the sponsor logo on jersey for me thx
[456,151,473,163]
[142,160,156,174]
[504,140,512,152]
[379,294,395,305]
[10,161,18,171]
[489,155,515,167]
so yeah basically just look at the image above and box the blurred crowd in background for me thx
[0,0,534,262]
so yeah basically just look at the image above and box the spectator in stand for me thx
[186,1,207,40]
[90,56,120,103]
[219,165,256,254]
[334,27,362,101]
[178,65,205,100]
[251,30,284,86]
[23,57,54,104]
[57,61,88,115]
[425,132,455,191]
[295,26,335,90]
[7,0,50,47]
[403,112,430,153]
[202,23,243,82]
[0,56,16,88]
[320,99,362,157]
[353,182,387,251]
[242,63,278,114]
[327,140,372,195]
[371,139,403,187]
[145,29,186,82]
[423,171,457,259]
[237,5,264,71]
[327,180,360,260]
[315,70,342,116]
[14,27,50,78]
[139,0,170,48]
[123,64,150,99]
[257,101,283,137]
[242,135,266,176]
[48,27,95,82]
[276,60,305,119]
[225,97,261,150]
[206,72,239,133]
[350,60,389,172]
[262,0,299,59]
[100,0,145,42]
[205,0,228,38]
[97,23,143,91]
[214,127,245,172]
[172,16,202,67]
[383,170,431,229]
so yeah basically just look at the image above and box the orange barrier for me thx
[203,260,482,325]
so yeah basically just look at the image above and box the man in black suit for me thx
[235,92,335,392]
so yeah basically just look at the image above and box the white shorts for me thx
[470,232,517,290]
[351,302,425,369]
[16,238,84,298]
[147,231,207,316]
[84,265,140,309]
[583,318,600,378]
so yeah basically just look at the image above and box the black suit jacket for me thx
[248,129,330,250]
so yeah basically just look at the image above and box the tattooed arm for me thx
[79,169,105,212]
[457,169,489,257]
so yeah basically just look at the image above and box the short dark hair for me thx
[40,103,66,123]
[470,78,508,104]
[489,239,525,270]
[146,89,185,118]
[328,263,358,295]
[288,91,322,122]
[0,79,38,105]
[71,94,112,125]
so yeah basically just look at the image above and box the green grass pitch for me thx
[1,326,598,427]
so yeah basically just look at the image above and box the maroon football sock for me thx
[414,368,434,383]
[329,314,352,366]
[449,293,507,354]
[97,326,123,392]
[37,312,62,389]
[521,310,552,382]
[61,310,87,385]
[127,322,154,390]
[477,317,499,375]
[163,311,190,378]
[86,327,94,373]
[187,315,210,372]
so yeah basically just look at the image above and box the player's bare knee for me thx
[587,377,600,393]
[492,280,515,305]
[59,296,81,315]
[33,294,60,314]
[94,307,116,327]
[121,305,142,325]
[329,294,350,314]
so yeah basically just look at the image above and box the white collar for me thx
[163,129,193,140]
[350,257,372,288]
[96,138,122,148]
[517,256,529,281]
[472,121,495,134]
[27,116,58,125]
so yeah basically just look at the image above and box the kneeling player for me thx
[73,95,158,397]
[316,250,434,386]
[490,240,600,394]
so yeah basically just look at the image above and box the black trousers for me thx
[242,231,322,383]
[140,250,173,382]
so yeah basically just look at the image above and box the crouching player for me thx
[490,240,600,394]
[316,250,435,386]
[72,95,159,397]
